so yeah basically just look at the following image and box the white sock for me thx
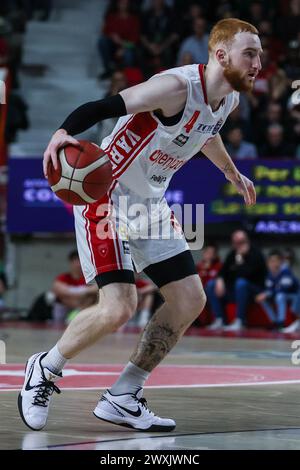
[109,361,150,395]
[41,344,67,375]
[138,309,150,326]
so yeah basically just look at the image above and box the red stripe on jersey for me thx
[107,112,158,175]
[84,182,121,274]
[107,180,123,270]
[199,64,208,105]
[115,233,123,270]
[184,110,200,133]
[102,116,134,154]
[83,205,95,269]
[113,130,155,178]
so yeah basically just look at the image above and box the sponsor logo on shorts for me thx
[150,175,167,184]
[98,244,108,257]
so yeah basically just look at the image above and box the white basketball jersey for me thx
[101,64,239,198]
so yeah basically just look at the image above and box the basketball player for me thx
[18,19,261,432]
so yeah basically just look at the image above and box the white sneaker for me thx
[93,388,176,432]
[280,319,300,333]
[18,352,61,431]
[207,318,223,330]
[223,318,242,332]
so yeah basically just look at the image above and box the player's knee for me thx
[110,298,137,330]
[174,283,206,321]
[189,287,206,319]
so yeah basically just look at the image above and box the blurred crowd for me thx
[1,0,299,155]
[26,249,163,330]
[0,1,49,143]
[1,1,300,329]
[98,0,300,158]
[0,1,51,143]
[22,237,300,335]
[197,230,300,333]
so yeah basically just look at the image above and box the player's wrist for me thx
[221,162,239,176]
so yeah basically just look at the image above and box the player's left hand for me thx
[225,172,256,206]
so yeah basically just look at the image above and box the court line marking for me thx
[20,427,300,450]
[1,363,297,369]
[3,380,300,392]
[2,364,300,392]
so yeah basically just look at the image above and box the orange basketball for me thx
[47,140,112,205]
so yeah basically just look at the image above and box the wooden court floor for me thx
[1,324,300,450]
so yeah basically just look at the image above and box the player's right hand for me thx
[43,129,80,178]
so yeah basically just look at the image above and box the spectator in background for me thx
[257,20,285,63]
[283,39,300,85]
[214,0,237,20]
[0,3,27,89]
[0,31,9,66]
[260,124,296,158]
[281,292,300,333]
[206,230,267,331]
[276,0,300,44]
[5,91,29,142]
[178,51,194,66]
[140,0,179,77]
[178,2,204,40]
[52,250,98,324]
[221,101,252,141]
[225,126,258,159]
[280,246,300,333]
[197,243,222,289]
[98,0,141,79]
[22,0,53,21]
[244,0,265,27]
[286,91,300,152]
[253,101,284,146]
[249,48,288,114]
[197,243,222,329]
[177,17,209,65]
[255,250,300,329]
[141,0,174,9]
[282,247,297,269]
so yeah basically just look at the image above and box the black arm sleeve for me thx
[59,94,127,136]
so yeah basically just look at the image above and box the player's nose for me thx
[253,55,262,71]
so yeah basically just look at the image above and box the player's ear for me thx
[215,48,228,67]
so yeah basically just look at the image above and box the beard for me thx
[223,61,254,93]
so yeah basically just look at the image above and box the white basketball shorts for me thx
[73,181,189,283]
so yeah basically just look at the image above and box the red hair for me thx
[208,18,258,55]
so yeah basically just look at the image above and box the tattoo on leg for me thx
[130,316,185,371]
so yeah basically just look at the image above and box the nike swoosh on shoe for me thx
[24,362,36,391]
[112,402,142,417]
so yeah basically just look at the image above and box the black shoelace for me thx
[32,380,61,407]
[134,396,154,415]
[138,397,148,409]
